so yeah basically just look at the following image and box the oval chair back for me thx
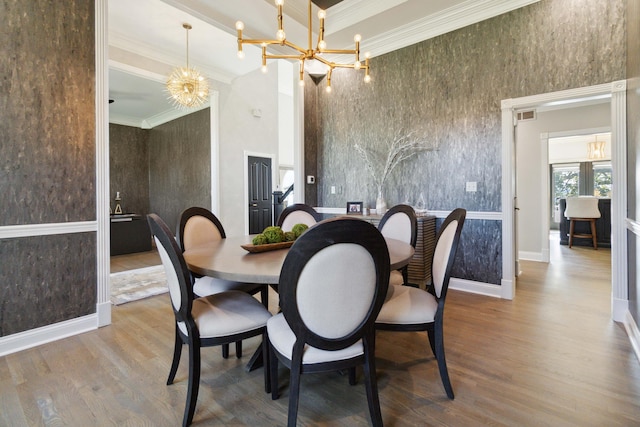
[177,206,225,251]
[378,204,417,286]
[280,217,390,350]
[148,213,194,327]
[276,203,321,232]
[378,204,417,248]
[431,208,466,300]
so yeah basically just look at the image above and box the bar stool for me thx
[564,197,601,249]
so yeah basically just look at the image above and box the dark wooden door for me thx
[248,156,273,234]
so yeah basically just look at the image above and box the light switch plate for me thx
[466,181,477,192]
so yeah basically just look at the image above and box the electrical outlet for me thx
[331,186,336,194]
[307,175,315,184]
[466,181,477,192]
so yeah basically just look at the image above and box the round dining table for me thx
[183,235,415,284]
[183,234,414,371]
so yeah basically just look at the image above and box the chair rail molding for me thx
[0,222,97,239]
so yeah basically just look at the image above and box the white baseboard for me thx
[518,251,544,262]
[0,314,98,357]
[97,301,112,327]
[612,297,629,323]
[624,311,640,364]
[449,277,502,298]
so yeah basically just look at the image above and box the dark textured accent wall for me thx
[627,0,639,323]
[0,1,96,226]
[109,124,150,215]
[306,0,626,285]
[149,108,211,232]
[0,1,96,336]
[0,233,96,336]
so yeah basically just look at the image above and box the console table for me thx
[110,214,152,256]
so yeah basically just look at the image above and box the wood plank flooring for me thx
[1,241,639,426]
[110,250,161,274]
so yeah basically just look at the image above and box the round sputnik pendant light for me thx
[166,23,209,109]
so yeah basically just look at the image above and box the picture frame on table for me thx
[347,201,363,214]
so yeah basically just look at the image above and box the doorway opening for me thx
[501,80,627,322]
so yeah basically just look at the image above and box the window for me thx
[549,161,612,228]
[551,164,579,225]
[593,161,612,197]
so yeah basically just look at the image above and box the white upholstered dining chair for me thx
[177,206,267,358]
[377,204,417,286]
[267,217,390,427]
[276,203,321,232]
[376,208,466,399]
[147,213,272,427]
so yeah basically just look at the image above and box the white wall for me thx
[516,102,611,260]
[548,133,611,164]
[218,68,279,236]
[278,61,294,169]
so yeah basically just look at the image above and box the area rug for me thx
[110,265,167,305]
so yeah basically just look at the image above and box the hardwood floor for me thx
[110,249,161,273]
[1,242,639,426]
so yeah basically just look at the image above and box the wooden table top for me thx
[183,235,415,284]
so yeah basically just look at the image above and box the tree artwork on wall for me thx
[354,130,437,213]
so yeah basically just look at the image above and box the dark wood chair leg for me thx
[434,319,454,399]
[263,332,271,394]
[184,341,201,427]
[362,343,383,427]
[401,266,409,286]
[167,329,182,385]
[260,287,269,308]
[287,363,302,427]
[590,218,598,249]
[270,346,279,400]
[426,325,437,357]
[222,343,229,359]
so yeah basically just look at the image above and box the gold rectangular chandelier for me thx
[235,0,371,93]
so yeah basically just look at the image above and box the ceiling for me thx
[108,0,541,128]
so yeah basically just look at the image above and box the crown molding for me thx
[363,0,540,59]
[109,30,234,84]
[325,0,407,35]
[144,102,211,129]
[109,113,147,129]
[110,102,211,129]
[109,60,167,83]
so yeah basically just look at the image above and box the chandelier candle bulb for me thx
[235,0,371,91]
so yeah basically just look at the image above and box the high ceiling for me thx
[108,0,541,128]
